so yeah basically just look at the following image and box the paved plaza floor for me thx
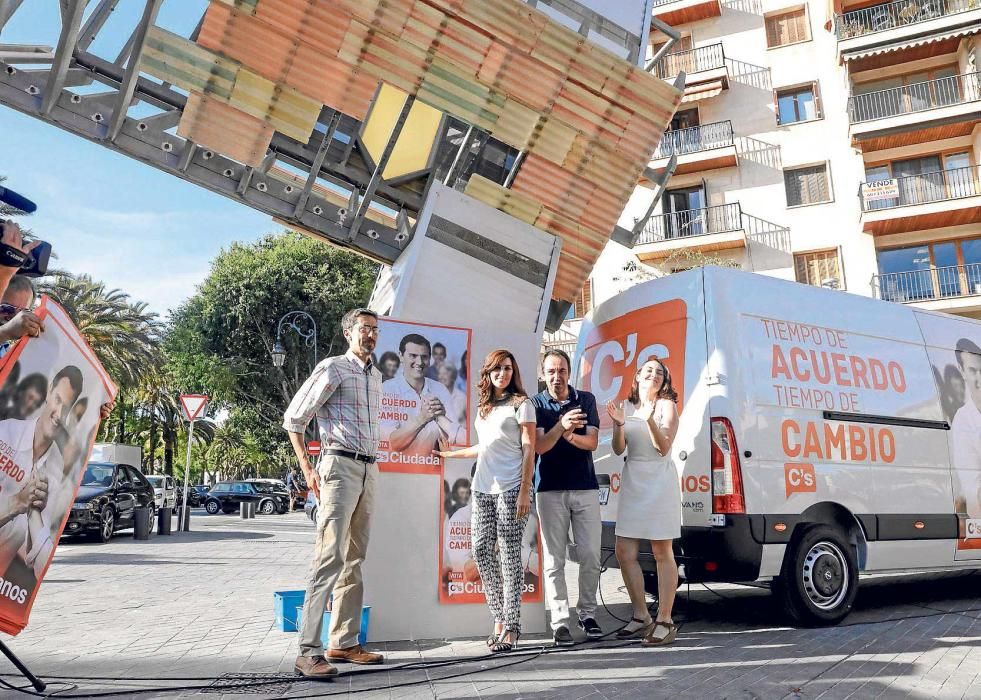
[2,511,979,699]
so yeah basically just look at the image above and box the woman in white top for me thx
[435,349,535,653]
[607,357,681,647]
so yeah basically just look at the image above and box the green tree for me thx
[166,231,377,441]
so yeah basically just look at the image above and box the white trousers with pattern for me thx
[471,487,529,632]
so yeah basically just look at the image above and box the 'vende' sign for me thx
[179,394,208,422]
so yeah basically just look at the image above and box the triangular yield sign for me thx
[179,394,209,422]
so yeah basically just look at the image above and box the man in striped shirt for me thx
[285,307,384,679]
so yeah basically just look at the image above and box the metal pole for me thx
[180,419,195,531]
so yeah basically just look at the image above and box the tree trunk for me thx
[147,411,158,471]
[164,430,174,475]
[116,393,127,443]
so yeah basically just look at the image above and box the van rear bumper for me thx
[600,515,764,583]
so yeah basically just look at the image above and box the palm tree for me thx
[37,272,163,390]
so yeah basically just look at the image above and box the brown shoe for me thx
[293,655,338,679]
[327,645,384,665]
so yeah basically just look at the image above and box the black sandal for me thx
[486,625,504,647]
[490,631,520,653]
[615,616,653,639]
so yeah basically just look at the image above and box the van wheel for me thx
[777,525,857,626]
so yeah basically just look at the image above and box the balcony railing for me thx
[860,164,981,212]
[637,203,742,244]
[653,121,734,159]
[848,73,980,123]
[651,44,725,80]
[835,0,976,40]
[651,0,678,6]
[873,263,981,302]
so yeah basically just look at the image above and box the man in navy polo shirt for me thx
[533,349,602,646]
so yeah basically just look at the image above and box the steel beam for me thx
[78,0,121,52]
[106,0,162,141]
[294,111,341,217]
[348,94,415,241]
[41,0,86,115]
[0,0,26,33]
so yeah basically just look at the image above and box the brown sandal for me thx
[615,616,653,639]
[641,621,678,647]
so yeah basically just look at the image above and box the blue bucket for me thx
[295,604,371,646]
[273,590,306,632]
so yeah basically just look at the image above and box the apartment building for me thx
[545,0,981,357]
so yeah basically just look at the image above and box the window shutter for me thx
[773,88,781,124]
[813,81,823,118]
[765,16,780,47]
[794,250,840,287]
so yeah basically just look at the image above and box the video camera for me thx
[0,185,51,278]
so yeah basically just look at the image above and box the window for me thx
[775,83,821,124]
[765,8,809,48]
[877,237,981,301]
[795,250,842,290]
[784,163,831,206]
[573,279,593,319]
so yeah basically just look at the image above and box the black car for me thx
[175,483,211,508]
[65,462,156,543]
[304,491,317,523]
[203,481,288,515]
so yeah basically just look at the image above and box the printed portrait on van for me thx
[927,328,981,550]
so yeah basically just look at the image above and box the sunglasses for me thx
[0,303,27,318]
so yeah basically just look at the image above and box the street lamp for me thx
[271,310,318,369]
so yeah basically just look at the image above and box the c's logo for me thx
[580,300,687,426]
[784,463,816,498]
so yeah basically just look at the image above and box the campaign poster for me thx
[920,314,981,553]
[0,297,116,635]
[375,317,471,474]
[438,458,543,605]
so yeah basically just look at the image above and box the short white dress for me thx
[615,400,682,540]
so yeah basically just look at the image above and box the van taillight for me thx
[711,417,745,514]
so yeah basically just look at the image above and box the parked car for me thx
[246,480,292,514]
[304,490,317,523]
[175,483,211,509]
[203,481,288,515]
[252,477,307,508]
[65,462,156,543]
[145,474,177,511]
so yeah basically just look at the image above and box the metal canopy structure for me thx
[0,0,682,304]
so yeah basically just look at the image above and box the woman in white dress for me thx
[606,357,681,646]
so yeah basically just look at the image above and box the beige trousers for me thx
[299,454,376,656]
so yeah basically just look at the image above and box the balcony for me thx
[651,44,729,103]
[634,203,746,262]
[859,164,981,236]
[872,263,981,314]
[836,0,981,61]
[651,0,723,25]
[651,121,737,175]
[848,73,981,150]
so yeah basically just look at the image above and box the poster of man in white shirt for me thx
[0,298,115,635]
[929,334,981,552]
[376,319,471,474]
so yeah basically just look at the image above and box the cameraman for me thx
[0,220,41,303]
[0,275,42,360]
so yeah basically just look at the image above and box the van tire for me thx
[777,525,858,626]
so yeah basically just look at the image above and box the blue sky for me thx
[1,1,276,318]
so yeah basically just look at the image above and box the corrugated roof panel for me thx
[285,44,377,120]
[198,2,297,83]
[178,92,273,167]
[172,0,683,303]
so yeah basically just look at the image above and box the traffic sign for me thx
[179,394,209,422]
[307,441,321,456]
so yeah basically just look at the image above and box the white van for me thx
[575,266,981,625]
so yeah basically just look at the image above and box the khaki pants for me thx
[299,455,376,656]
[536,490,602,631]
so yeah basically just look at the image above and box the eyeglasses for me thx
[355,326,379,336]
